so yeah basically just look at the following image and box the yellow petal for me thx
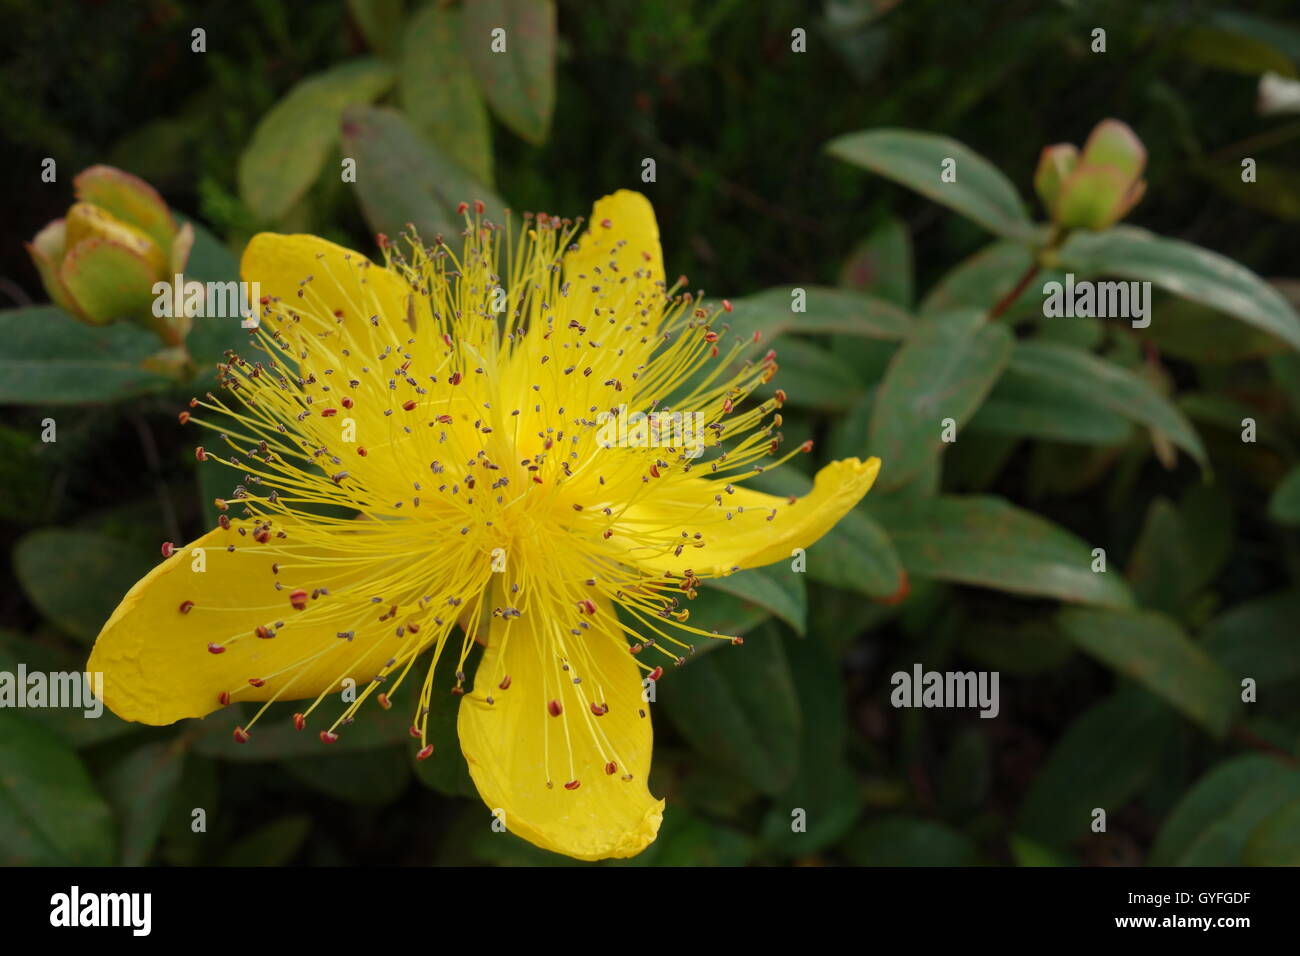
[609,456,881,577]
[564,189,664,292]
[88,523,408,725]
[241,232,412,340]
[457,591,664,860]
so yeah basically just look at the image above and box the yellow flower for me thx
[88,190,880,861]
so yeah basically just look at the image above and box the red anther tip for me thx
[218,691,230,706]
[402,399,418,411]
[731,636,745,646]
[161,541,175,558]
[437,414,453,424]
[800,440,814,453]
[564,780,581,790]
[320,731,339,744]
[451,685,464,696]
[179,600,195,614]
[457,202,469,215]
[377,693,391,710]
[207,642,225,655]
[548,699,563,717]
[293,713,306,731]
[648,666,663,682]
[321,408,337,417]
[578,599,596,615]
[178,411,190,425]
[233,727,250,743]
[357,447,368,456]
[248,677,265,688]
[449,371,463,386]
[195,446,207,461]
[600,218,613,229]
[377,232,390,249]
[590,702,608,716]
[704,331,719,343]
[341,396,353,408]
[188,396,199,408]
[602,529,613,539]
[605,761,617,775]
[289,589,309,610]
[498,675,512,690]
[409,725,422,738]
[723,299,733,313]
[473,199,485,214]
[416,744,434,761]
[649,464,660,478]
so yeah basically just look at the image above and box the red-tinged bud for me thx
[548,699,563,717]
[178,411,190,425]
[293,713,306,731]
[289,589,309,610]
[416,744,434,760]
[179,600,194,614]
[161,541,175,558]
[207,642,225,654]
[564,780,581,790]
[320,730,339,744]
[233,726,250,743]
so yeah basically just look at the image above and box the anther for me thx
[548,699,562,717]
[416,744,434,760]
[289,589,309,610]
[233,727,250,743]
[320,731,339,744]
[293,713,306,731]
[179,600,195,614]
[564,780,581,790]
[160,541,175,558]
[207,643,225,655]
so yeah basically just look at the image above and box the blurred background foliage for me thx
[2,0,1300,866]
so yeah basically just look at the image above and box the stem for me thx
[987,262,1040,321]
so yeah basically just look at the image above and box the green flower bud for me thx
[1040,120,1147,231]
[25,165,193,344]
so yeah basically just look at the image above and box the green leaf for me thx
[1202,591,1300,688]
[704,566,806,636]
[103,739,186,866]
[238,58,395,221]
[1151,755,1299,865]
[868,311,1013,490]
[1057,226,1300,353]
[728,285,911,344]
[827,129,1039,242]
[969,354,1133,444]
[1161,764,1300,865]
[1004,341,1207,468]
[868,495,1134,608]
[221,814,312,866]
[399,2,493,184]
[462,0,556,144]
[1125,498,1197,616]
[1018,690,1177,847]
[1268,466,1300,525]
[843,816,980,865]
[1243,797,1300,865]
[347,0,405,58]
[757,337,865,411]
[0,712,114,865]
[658,624,801,794]
[341,105,507,244]
[13,529,157,644]
[838,216,914,309]
[1057,607,1239,739]
[282,746,411,806]
[758,638,861,855]
[0,306,171,405]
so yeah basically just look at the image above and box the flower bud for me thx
[1039,119,1147,231]
[25,165,193,343]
